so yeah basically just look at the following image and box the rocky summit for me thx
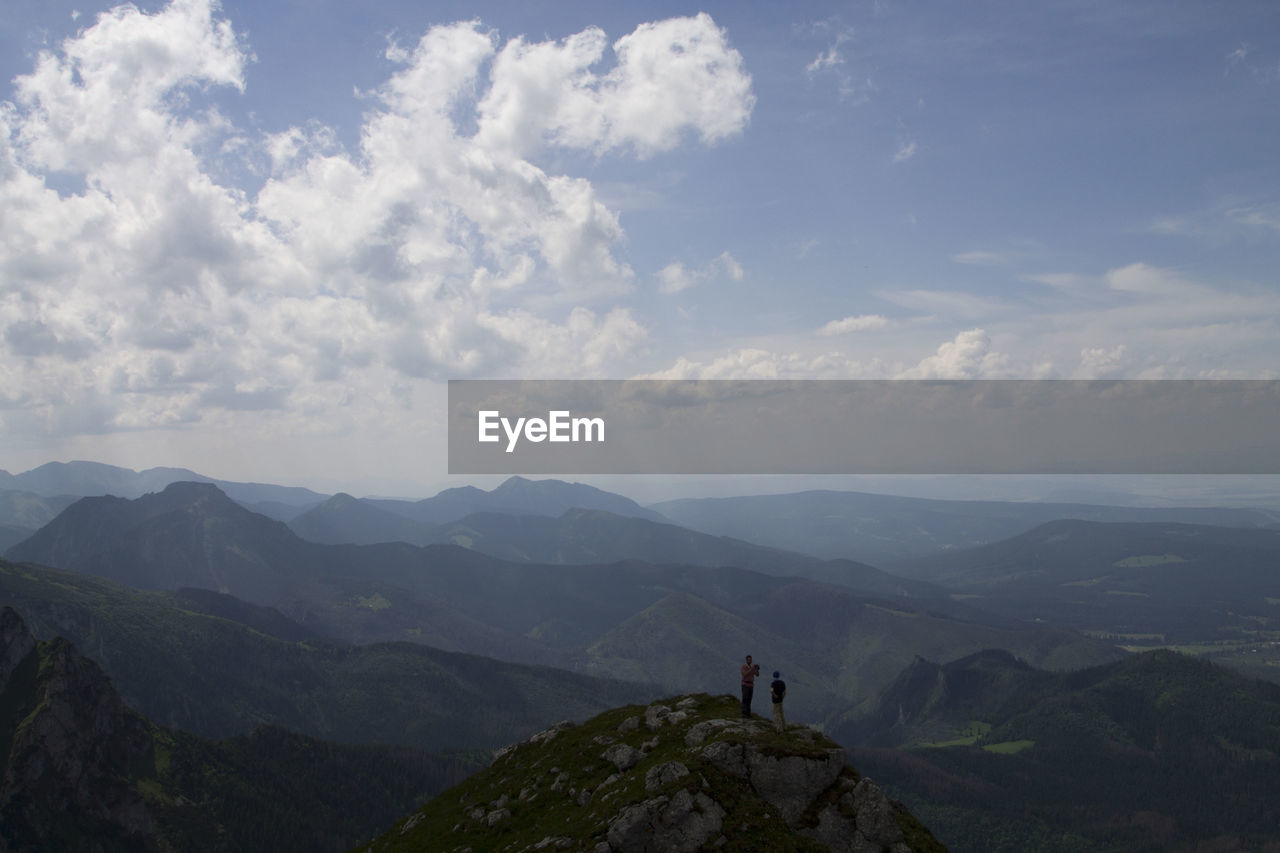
[358,693,945,853]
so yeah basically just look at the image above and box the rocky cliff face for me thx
[0,606,158,852]
[361,693,945,853]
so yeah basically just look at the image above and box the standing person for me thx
[740,654,761,718]
[770,671,787,732]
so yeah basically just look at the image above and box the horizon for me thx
[6,457,1280,509]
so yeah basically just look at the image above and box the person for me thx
[740,654,761,718]
[770,670,787,732]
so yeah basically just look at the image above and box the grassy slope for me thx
[358,693,944,853]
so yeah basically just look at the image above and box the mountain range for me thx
[9,461,1279,565]
[889,518,1280,642]
[4,481,1122,724]
[652,489,1280,565]
[0,460,327,508]
[841,648,1280,852]
[9,459,1280,850]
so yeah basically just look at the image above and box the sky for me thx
[1,0,1278,496]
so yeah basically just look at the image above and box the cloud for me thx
[1104,263,1196,296]
[0,3,754,438]
[892,139,918,163]
[898,328,1012,378]
[1149,197,1280,243]
[716,251,745,282]
[475,12,754,159]
[1226,203,1280,232]
[1022,272,1094,289]
[640,328,1017,380]
[1076,345,1130,378]
[817,314,889,336]
[637,348,879,380]
[642,256,1280,386]
[800,20,866,102]
[655,250,745,294]
[656,262,695,295]
[805,46,844,77]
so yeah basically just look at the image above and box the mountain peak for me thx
[373,692,943,852]
[157,480,228,502]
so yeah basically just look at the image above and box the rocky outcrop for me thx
[0,607,36,690]
[367,693,946,852]
[605,788,726,852]
[0,607,158,852]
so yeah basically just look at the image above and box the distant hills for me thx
[0,607,479,853]
[889,518,1280,641]
[3,482,1121,724]
[398,506,954,602]
[370,474,669,524]
[9,460,1278,566]
[0,460,328,507]
[287,491,431,545]
[289,475,668,544]
[285,483,668,548]
[652,489,1280,564]
[842,649,1280,852]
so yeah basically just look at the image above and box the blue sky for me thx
[1,0,1277,494]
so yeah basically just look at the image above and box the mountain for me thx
[6,460,327,508]
[419,507,952,600]
[888,519,1280,642]
[0,489,79,529]
[0,560,657,751]
[368,475,668,526]
[361,692,945,853]
[6,484,1122,723]
[581,591,848,717]
[0,607,476,853]
[0,524,32,553]
[651,489,1280,565]
[7,481,307,603]
[0,489,80,549]
[288,491,431,545]
[841,649,1280,852]
[834,649,1052,750]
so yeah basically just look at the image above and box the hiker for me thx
[740,654,761,718]
[770,670,787,731]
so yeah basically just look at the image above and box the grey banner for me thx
[447,380,1280,474]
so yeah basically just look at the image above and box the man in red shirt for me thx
[740,654,761,718]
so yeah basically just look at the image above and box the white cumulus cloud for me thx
[898,329,1012,378]
[0,3,754,439]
